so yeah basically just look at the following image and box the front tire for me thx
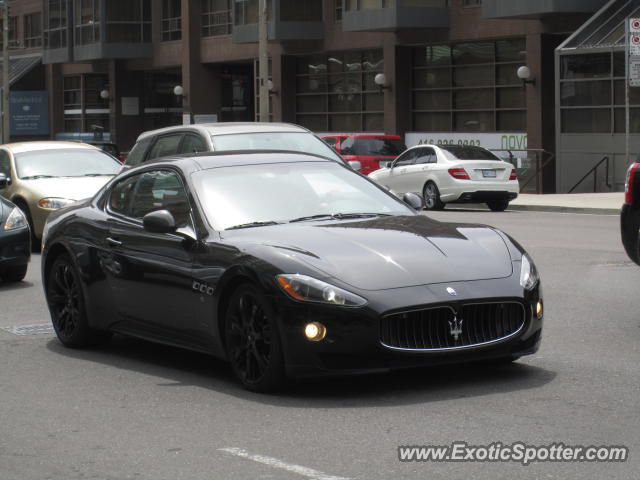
[423,182,445,211]
[46,254,110,348]
[225,283,285,392]
[487,199,509,212]
[1,265,27,282]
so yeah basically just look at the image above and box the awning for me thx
[0,53,42,87]
[559,0,640,51]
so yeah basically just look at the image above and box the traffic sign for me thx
[631,34,640,55]
[631,18,640,33]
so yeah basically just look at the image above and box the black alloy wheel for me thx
[225,284,284,392]
[423,182,445,211]
[47,254,110,347]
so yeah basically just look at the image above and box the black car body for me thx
[621,161,640,265]
[0,196,30,282]
[41,151,543,391]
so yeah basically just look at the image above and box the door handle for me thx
[106,237,122,247]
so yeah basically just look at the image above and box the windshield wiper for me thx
[21,175,56,180]
[226,221,282,230]
[289,212,391,223]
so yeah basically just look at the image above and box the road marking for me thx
[1,323,55,336]
[219,447,352,480]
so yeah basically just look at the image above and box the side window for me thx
[125,137,152,166]
[415,148,436,164]
[181,134,208,154]
[129,170,192,228]
[147,134,184,160]
[0,150,10,177]
[395,150,416,167]
[341,137,355,155]
[109,175,140,216]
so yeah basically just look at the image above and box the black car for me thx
[0,196,30,282]
[41,151,543,391]
[621,160,640,265]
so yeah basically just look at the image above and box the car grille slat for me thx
[380,302,526,351]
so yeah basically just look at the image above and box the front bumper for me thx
[0,226,31,272]
[273,278,543,378]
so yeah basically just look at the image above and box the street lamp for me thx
[517,66,536,85]
[374,73,390,91]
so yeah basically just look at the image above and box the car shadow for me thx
[46,335,556,408]
[0,280,35,292]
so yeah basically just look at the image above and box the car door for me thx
[401,147,437,193]
[384,150,417,192]
[105,168,200,346]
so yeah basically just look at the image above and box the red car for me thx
[321,134,406,175]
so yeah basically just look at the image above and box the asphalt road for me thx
[1,209,638,480]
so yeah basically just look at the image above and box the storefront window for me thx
[296,50,384,132]
[63,74,110,133]
[411,38,526,132]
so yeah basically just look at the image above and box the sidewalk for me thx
[509,192,623,215]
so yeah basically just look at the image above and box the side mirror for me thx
[403,192,424,210]
[0,173,9,188]
[348,160,362,171]
[143,209,176,234]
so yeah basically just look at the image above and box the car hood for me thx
[225,215,513,290]
[20,176,113,200]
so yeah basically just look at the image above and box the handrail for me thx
[567,156,610,193]
[490,149,555,194]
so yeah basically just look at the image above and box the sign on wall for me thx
[630,18,640,87]
[405,132,528,151]
[9,91,49,136]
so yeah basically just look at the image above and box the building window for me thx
[462,0,481,7]
[560,51,640,134]
[63,74,110,133]
[106,0,151,43]
[162,0,182,41]
[202,0,232,37]
[24,13,43,48]
[0,16,18,49]
[335,0,343,22]
[44,0,69,49]
[75,0,101,46]
[234,0,272,26]
[281,0,322,21]
[411,38,527,132]
[295,50,384,132]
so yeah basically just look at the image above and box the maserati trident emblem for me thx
[448,316,463,341]
[446,287,457,296]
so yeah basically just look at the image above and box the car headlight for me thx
[3,207,28,231]
[37,198,75,210]
[520,253,539,290]
[276,274,367,307]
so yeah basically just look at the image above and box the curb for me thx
[507,204,620,215]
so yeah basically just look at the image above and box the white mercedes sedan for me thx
[368,144,519,212]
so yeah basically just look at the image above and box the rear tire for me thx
[1,265,27,282]
[225,283,285,392]
[423,182,445,211]
[46,254,111,348]
[487,199,509,212]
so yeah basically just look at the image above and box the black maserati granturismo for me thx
[41,150,543,391]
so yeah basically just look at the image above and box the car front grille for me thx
[380,302,526,351]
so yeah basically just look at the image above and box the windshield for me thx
[439,145,501,161]
[353,138,406,156]
[192,161,413,230]
[210,132,344,162]
[15,148,122,179]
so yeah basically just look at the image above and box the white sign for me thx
[630,34,640,56]
[121,97,139,116]
[193,114,218,124]
[630,58,640,87]
[631,18,640,33]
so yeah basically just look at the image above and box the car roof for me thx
[135,150,340,172]
[1,141,102,154]
[321,134,402,139]
[135,122,311,142]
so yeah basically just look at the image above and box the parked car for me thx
[124,122,350,168]
[42,150,543,392]
[621,160,640,265]
[0,141,122,243]
[321,134,406,175]
[55,132,124,162]
[368,144,519,211]
[0,196,30,282]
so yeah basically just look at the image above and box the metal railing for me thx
[490,149,555,194]
[567,156,611,193]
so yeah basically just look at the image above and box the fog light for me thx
[536,300,543,318]
[304,322,327,342]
